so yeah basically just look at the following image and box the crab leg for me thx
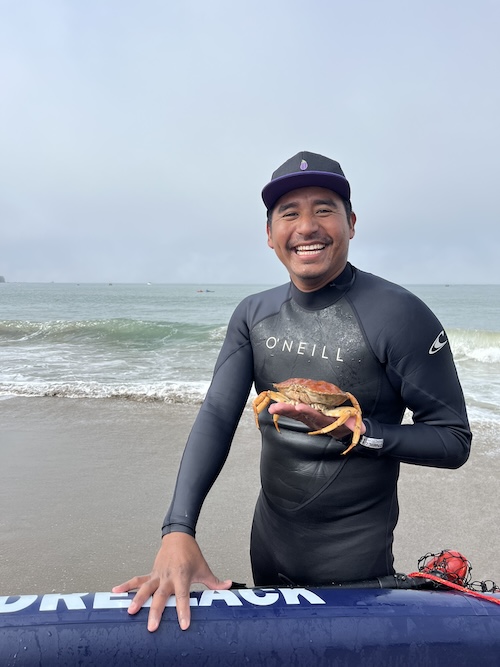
[341,391,363,454]
[307,407,359,438]
[252,391,287,430]
[308,392,363,455]
[252,393,271,428]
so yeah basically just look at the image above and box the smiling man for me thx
[266,186,355,291]
[114,151,472,632]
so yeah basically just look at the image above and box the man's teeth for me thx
[295,244,325,254]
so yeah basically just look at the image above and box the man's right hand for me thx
[268,401,364,439]
[112,532,232,632]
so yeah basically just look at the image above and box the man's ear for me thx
[349,212,357,239]
[266,223,274,249]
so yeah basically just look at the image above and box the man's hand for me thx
[112,532,232,632]
[268,402,365,439]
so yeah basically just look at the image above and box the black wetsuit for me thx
[162,264,471,586]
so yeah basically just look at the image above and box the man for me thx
[113,151,471,631]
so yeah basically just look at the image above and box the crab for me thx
[253,378,362,455]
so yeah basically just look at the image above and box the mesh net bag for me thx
[409,549,500,605]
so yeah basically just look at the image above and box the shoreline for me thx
[1,396,498,595]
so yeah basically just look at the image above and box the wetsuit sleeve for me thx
[162,300,254,537]
[354,284,471,469]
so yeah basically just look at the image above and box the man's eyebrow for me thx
[313,198,339,208]
[277,201,299,213]
[276,198,339,214]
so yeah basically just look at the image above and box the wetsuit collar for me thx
[290,263,356,310]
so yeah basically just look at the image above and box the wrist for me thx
[359,435,384,450]
[161,524,195,538]
[357,419,384,455]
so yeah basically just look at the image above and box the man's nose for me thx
[295,213,319,235]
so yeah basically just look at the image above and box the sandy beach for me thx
[1,397,498,595]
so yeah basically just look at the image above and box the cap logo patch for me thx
[300,159,308,170]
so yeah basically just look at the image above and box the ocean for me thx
[1,281,499,428]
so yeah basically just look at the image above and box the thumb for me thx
[345,415,366,434]
[203,574,233,591]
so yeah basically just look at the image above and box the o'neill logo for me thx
[265,337,344,362]
[429,331,448,355]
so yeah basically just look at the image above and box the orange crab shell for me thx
[273,378,351,408]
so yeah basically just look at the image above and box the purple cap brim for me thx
[262,171,351,210]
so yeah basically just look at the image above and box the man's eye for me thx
[316,208,332,214]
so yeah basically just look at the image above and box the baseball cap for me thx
[261,151,351,211]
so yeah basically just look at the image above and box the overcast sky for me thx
[1,0,499,285]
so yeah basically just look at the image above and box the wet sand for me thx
[1,397,498,595]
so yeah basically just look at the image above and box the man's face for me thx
[266,186,356,292]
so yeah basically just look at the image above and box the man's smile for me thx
[291,242,329,256]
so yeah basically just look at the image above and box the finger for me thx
[268,401,296,414]
[127,577,160,615]
[173,585,192,631]
[147,587,172,633]
[111,574,150,594]
[345,415,365,434]
[204,576,233,591]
